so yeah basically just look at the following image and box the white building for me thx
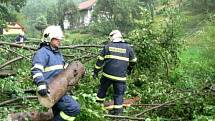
[64,0,96,29]
[79,0,96,26]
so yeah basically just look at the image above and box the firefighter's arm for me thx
[93,46,106,79]
[128,46,137,75]
[31,51,49,96]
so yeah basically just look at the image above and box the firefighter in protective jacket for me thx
[31,26,80,121]
[93,30,137,115]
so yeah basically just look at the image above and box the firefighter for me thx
[15,31,27,44]
[93,30,137,115]
[31,25,80,121]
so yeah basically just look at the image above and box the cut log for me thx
[103,96,141,110]
[8,109,53,121]
[38,61,85,108]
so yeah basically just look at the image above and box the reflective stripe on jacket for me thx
[31,45,64,84]
[95,41,137,81]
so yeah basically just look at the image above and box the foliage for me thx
[46,0,80,30]
[128,6,182,80]
[91,0,141,34]
[186,0,215,12]
[0,0,26,29]
[34,16,48,34]
[10,0,27,12]
[21,0,57,37]
[1,0,215,120]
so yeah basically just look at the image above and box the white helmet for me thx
[109,30,122,41]
[42,25,64,42]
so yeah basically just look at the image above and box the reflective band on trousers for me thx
[105,105,123,110]
[113,105,123,109]
[96,96,105,101]
[37,84,47,90]
[97,55,104,60]
[103,73,126,81]
[31,64,44,71]
[130,57,137,62]
[60,111,76,121]
[95,64,102,69]
[44,65,64,72]
[33,73,43,79]
[105,55,129,61]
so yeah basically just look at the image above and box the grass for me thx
[173,6,215,107]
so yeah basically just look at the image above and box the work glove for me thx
[37,81,49,96]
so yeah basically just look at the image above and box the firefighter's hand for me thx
[37,81,49,96]
[93,69,99,79]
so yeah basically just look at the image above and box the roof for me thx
[78,0,96,10]
[7,22,24,29]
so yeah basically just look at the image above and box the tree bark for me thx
[0,41,37,51]
[103,96,141,110]
[8,109,53,121]
[38,61,85,108]
[0,41,103,51]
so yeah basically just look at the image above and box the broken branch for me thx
[0,41,37,50]
[0,56,23,70]
[60,45,103,49]
[0,41,103,50]
[104,114,144,120]
[0,96,37,106]
[2,47,31,61]
[135,96,187,117]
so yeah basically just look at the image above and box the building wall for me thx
[3,23,24,35]
[63,4,95,29]
[3,28,23,35]
[63,19,70,30]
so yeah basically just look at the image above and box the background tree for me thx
[34,16,48,34]
[0,0,26,33]
[91,0,141,34]
[47,0,80,30]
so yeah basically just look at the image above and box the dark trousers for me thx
[97,76,126,108]
[52,95,80,121]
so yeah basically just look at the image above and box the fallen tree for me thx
[38,61,85,108]
[103,96,141,110]
[0,41,103,51]
[8,109,53,121]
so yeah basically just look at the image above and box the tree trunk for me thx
[103,96,141,110]
[8,109,53,121]
[38,61,85,108]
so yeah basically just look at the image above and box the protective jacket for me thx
[15,35,26,43]
[94,41,137,81]
[31,44,65,85]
